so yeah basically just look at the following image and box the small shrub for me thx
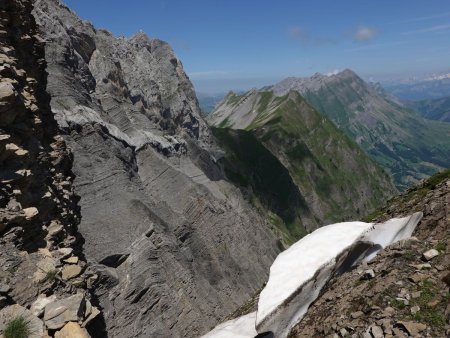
[435,242,446,253]
[390,298,407,309]
[46,269,58,282]
[412,309,445,328]
[4,316,30,338]
[403,250,416,261]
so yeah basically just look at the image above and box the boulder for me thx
[370,325,384,338]
[82,306,100,328]
[47,220,63,237]
[23,207,38,220]
[55,322,91,338]
[61,265,82,280]
[43,294,86,330]
[362,269,375,280]
[64,256,79,264]
[31,294,57,317]
[0,283,10,295]
[422,249,439,261]
[0,82,15,103]
[395,321,426,337]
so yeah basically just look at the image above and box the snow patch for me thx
[256,212,422,337]
[200,312,257,338]
[201,213,422,338]
[326,69,341,76]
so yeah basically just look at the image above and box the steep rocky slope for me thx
[408,96,450,123]
[290,169,450,338]
[271,70,450,190]
[0,0,99,336]
[208,90,395,243]
[31,0,279,337]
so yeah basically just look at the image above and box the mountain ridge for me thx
[31,0,280,336]
[266,70,450,190]
[209,89,395,242]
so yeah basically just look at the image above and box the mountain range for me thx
[0,1,448,338]
[208,89,394,242]
[262,70,450,190]
[383,76,450,101]
[407,96,450,123]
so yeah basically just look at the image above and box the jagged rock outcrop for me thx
[0,0,98,337]
[290,170,450,338]
[32,0,279,336]
[209,90,395,242]
[270,70,450,190]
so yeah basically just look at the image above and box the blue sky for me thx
[64,0,450,93]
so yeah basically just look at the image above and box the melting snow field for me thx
[201,212,423,338]
[201,312,257,338]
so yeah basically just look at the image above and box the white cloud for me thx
[402,24,450,35]
[394,11,450,24]
[353,26,377,41]
[326,69,341,76]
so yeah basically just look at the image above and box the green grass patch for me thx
[390,298,407,309]
[409,279,446,328]
[45,269,58,283]
[257,91,273,112]
[4,316,31,338]
[435,242,447,253]
[403,250,416,262]
[217,116,231,128]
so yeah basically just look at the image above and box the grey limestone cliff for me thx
[32,0,279,336]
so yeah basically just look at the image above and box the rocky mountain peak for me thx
[26,0,281,336]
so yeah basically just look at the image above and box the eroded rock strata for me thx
[0,0,97,337]
[31,0,279,336]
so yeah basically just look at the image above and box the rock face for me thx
[0,1,100,338]
[209,90,395,242]
[32,0,279,336]
[270,70,450,190]
[0,0,80,309]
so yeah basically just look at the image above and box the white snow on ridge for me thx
[200,312,257,338]
[256,212,423,337]
[257,221,372,328]
[201,213,422,338]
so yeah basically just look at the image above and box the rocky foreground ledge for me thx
[0,0,101,337]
